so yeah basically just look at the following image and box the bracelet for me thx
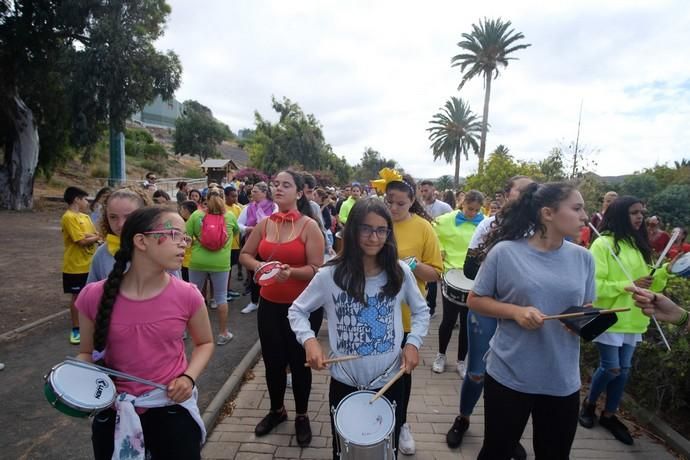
[179,373,196,388]
[673,309,689,328]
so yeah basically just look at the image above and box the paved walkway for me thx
[202,313,675,460]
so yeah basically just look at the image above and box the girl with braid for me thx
[75,207,214,460]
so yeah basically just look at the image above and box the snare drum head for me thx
[49,363,116,410]
[443,269,474,291]
[671,253,690,274]
[334,390,395,445]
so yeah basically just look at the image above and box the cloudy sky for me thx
[157,0,690,178]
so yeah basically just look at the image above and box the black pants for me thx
[478,374,580,460]
[249,272,260,303]
[91,405,201,460]
[426,281,437,316]
[438,294,468,361]
[258,296,323,414]
[329,377,404,460]
[400,332,411,425]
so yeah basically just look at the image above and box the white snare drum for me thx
[670,253,690,278]
[333,390,396,460]
[442,268,474,305]
[44,361,116,417]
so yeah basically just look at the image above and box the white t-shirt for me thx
[423,199,453,219]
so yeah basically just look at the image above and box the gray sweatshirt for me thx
[288,262,429,389]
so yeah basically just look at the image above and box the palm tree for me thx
[452,17,531,175]
[428,97,481,187]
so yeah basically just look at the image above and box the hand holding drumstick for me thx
[625,286,689,327]
[304,338,327,370]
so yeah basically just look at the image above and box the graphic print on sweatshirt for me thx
[332,291,395,355]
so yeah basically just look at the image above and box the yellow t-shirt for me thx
[225,203,243,250]
[393,214,443,332]
[61,209,97,274]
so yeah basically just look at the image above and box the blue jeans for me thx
[586,342,636,414]
[460,311,497,417]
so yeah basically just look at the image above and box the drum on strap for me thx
[333,390,396,460]
[670,253,690,278]
[442,268,474,305]
[44,361,116,418]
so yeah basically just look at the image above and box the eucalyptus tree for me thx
[427,97,481,188]
[452,17,531,174]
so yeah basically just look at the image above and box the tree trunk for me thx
[0,95,39,210]
[454,148,461,188]
[478,72,493,175]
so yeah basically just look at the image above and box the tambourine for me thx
[253,261,283,286]
[669,253,690,278]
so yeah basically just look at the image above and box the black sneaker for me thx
[446,415,469,448]
[512,442,527,460]
[599,414,634,445]
[578,401,597,428]
[295,414,312,446]
[255,408,287,436]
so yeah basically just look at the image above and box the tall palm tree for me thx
[452,17,531,175]
[427,97,481,187]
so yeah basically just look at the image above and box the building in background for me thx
[131,96,184,129]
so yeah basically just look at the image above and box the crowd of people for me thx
[56,168,689,459]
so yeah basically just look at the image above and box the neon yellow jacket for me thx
[590,235,668,333]
[433,210,480,271]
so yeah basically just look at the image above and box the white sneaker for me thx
[216,331,234,345]
[457,360,466,379]
[241,302,258,314]
[398,422,416,455]
[286,373,292,388]
[432,353,446,373]
[0,362,4,371]
[208,299,217,310]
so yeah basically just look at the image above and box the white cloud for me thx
[157,0,690,179]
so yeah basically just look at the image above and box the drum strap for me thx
[337,358,400,390]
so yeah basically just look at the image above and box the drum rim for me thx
[670,253,690,273]
[334,390,396,445]
[48,363,116,411]
[442,269,474,290]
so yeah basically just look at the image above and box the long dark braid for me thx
[92,206,168,365]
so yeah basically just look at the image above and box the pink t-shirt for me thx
[75,276,204,396]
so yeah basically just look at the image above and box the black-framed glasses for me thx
[142,229,192,245]
[358,224,390,239]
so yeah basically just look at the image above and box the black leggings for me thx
[478,374,580,460]
[258,296,323,414]
[426,281,438,315]
[91,405,201,460]
[329,377,404,460]
[438,294,468,361]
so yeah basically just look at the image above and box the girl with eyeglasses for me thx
[186,187,239,345]
[383,173,442,455]
[75,207,214,460]
[288,197,430,460]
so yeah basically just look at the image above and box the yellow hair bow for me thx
[370,168,403,194]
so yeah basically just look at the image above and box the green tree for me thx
[353,147,399,183]
[427,97,481,187]
[464,148,541,195]
[648,184,690,228]
[451,18,531,175]
[174,100,233,162]
[435,175,454,191]
[619,174,660,202]
[74,0,181,184]
[539,147,567,181]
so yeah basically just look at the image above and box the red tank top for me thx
[257,221,309,304]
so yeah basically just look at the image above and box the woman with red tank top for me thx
[239,170,325,446]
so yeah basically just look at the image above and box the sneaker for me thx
[208,299,217,310]
[432,353,446,373]
[216,332,234,345]
[512,442,527,460]
[69,328,80,345]
[0,363,5,371]
[241,302,258,314]
[599,414,634,445]
[226,290,241,299]
[578,400,596,429]
[295,414,312,446]
[456,360,466,379]
[255,408,288,436]
[398,422,416,455]
[286,373,292,388]
[446,415,469,448]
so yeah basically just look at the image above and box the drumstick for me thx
[64,357,168,390]
[650,228,681,275]
[544,308,630,320]
[303,355,361,367]
[370,368,406,404]
[589,223,671,351]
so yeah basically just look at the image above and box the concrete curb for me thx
[622,394,690,459]
[0,309,69,342]
[202,339,262,432]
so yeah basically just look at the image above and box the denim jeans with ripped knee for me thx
[459,311,497,416]
[586,342,636,413]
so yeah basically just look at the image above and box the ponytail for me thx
[386,174,433,222]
